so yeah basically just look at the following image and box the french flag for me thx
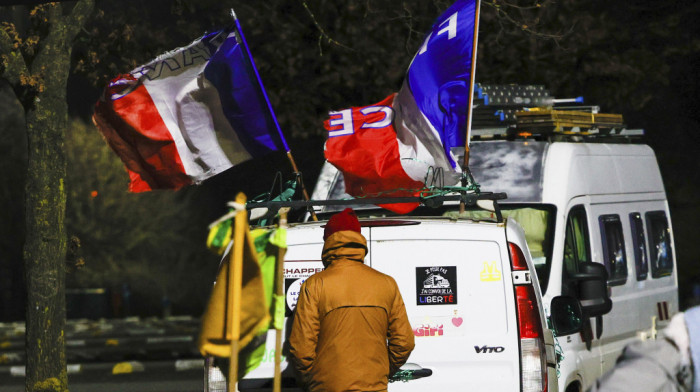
[93,27,286,192]
[324,94,424,214]
[323,0,478,213]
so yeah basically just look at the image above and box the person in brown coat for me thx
[288,208,415,392]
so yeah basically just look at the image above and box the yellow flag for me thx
[198,216,270,358]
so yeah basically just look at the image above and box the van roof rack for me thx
[471,83,644,142]
[470,126,644,142]
[247,191,509,222]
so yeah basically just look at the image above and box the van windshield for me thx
[441,205,555,293]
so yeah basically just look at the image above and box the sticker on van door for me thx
[479,262,502,281]
[284,261,324,315]
[411,313,466,337]
[416,266,457,305]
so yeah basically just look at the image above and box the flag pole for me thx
[460,0,481,214]
[230,9,318,221]
[273,207,290,392]
[286,152,318,221]
[227,192,248,391]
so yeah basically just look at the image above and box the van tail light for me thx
[509,242,529,271]
[516,285,547,392]
[509,242,547,392]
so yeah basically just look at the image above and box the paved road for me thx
[0,363,202,392]
[0,317,202,365]
[0,316,204,391]
[0,318,305,391]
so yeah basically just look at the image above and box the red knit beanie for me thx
[323,208,361,240]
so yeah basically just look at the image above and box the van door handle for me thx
[411,368,432,379]
[390,364,433,382]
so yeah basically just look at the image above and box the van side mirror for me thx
[569,262,612,317]
[550,296,583,336]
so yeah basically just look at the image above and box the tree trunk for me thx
[23,95,69,392]
[10,3,94,391]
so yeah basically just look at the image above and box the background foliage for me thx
[63,118,220,316]
[1,0,698,319]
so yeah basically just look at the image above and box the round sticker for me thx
[286,278,304,312]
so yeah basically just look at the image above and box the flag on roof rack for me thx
[399,0,479,171]
[324,94,423,214]
[93,22,287,192]
[323,0,479,213]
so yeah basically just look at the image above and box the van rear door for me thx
[368,220,520,391]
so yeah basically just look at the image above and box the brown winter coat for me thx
[288,230,415,392]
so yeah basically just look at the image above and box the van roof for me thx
[309,140,664,212]
[286,213,506,230]
[460,141,662,203]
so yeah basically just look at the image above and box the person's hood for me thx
[321,230,367,268]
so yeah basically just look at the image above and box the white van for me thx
[231,199,586,392]
[300,139,679,392]
[465,140,679,392]
[207,138,677,392]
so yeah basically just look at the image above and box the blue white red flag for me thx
[94,26,287,192]
[400,0,478,171]
[324,94,423,214]
[323,0,478,212]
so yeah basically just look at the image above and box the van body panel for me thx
[587,200,678,375]
[535,143,679,390]
[369,221,520,391]
[540,143,665,202]
[243,219,533,391]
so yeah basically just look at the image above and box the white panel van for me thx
[228,209,582,392]
[288,140,678,392]
[465,141,679,392]
[206,140,677,392]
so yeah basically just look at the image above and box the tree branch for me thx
[0,22,29,86]
[299,0,352,54]
[30,0,94,87]
[483,0,569,41]
[65,0,95,42]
